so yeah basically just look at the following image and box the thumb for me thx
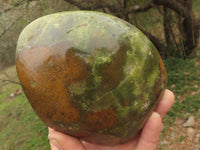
[136,112,162,150]
[48,128,86,150]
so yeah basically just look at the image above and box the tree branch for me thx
[63,0,125,19]
[124,3,153,14]
[63,0,103,10]
[0,78,21,85]
[0,0,26,16]
[63,0,89,9]
[153,0,190,18]
[153,0,200,55]
[0,15,22,38]
[136,25,167,54]
[55,0,200,56]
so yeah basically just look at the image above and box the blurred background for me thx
[0,0,199,149]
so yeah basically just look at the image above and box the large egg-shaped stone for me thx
[16,11,167,145]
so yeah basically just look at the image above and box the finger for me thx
[155,89,175,118]
[48,127,86,150]
[136,112,162,150]
[82,135,139,150]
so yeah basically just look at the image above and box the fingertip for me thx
[48,127,59,140]
[147,112,162,129]
[155,89,175,118]
[165,89,175,103]
[151,112,161,120]
[48,127,55,134]
[48,127,85,150]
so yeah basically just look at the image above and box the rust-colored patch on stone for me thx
[16,47,87,124]
[64,49,89,85]
[16,59,31,89]
[83,107,116,131]
[154,55,167,97]
[159,55,167,84]
[51,100,81,124]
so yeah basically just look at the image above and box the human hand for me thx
[48,89,174,150]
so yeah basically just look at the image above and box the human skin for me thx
[48,89,174,150]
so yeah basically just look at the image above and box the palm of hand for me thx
[48,90,174,150]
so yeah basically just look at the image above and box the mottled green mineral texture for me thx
[16,11,167,145]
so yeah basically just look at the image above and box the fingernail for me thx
[151,112,159,119]
[50,139,63,150]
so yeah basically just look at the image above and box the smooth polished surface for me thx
[16,11,167,145]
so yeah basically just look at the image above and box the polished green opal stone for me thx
[16,11,167,145]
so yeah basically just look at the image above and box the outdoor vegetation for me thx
[0,0,199,149]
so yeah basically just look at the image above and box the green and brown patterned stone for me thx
[16,11,167,145]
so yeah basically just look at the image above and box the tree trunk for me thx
[163,7,171,46]
[153,0,200,55]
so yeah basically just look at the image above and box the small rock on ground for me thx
[183,116,195,127]
[187,127,196,137]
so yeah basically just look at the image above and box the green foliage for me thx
[193,0,200,12]
[0,66,50,150]
[0,94,50,149]
[164,57,200,96]
[163,56,200,121]
[177,135,185,142]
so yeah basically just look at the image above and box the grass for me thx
[177,135,186,142]
[0,66,50,150]
[162,55,200,128]
[193,0,200,13]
